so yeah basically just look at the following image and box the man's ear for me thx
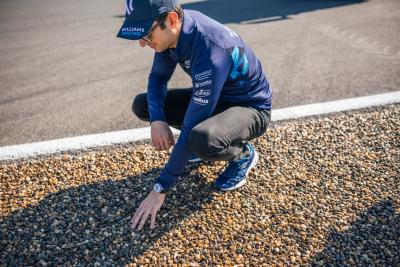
[167,12,180,29]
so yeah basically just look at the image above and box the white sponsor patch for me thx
[194,80,212,88]
[194,69,212,81]
[193,89,211,97]
[193,96,209,105]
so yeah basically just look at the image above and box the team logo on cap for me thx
[126,0,134,15]
[159,7,168,14]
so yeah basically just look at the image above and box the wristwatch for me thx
[153,183,168,194]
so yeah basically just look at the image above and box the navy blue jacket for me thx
[148,10,272,190]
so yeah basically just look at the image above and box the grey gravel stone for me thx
[0,104,399,266]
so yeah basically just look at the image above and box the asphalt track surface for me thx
[1,0,399,146]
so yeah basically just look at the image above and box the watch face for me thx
[154,183,162,193]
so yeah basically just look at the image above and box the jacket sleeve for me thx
[147,52,177,123]
[156,39,233,190]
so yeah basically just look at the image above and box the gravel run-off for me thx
[1,104,399,266]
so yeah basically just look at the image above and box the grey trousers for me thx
[133,89,271,162]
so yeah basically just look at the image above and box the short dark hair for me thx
[156,6,183,30]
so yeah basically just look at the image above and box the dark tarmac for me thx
[0,0,399,146]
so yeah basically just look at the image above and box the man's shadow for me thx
[115,0,365,24]
[0,163,217,266]
[181,0,365,24]
[311,199,399,266]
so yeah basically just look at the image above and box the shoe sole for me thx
[220,149,259,191]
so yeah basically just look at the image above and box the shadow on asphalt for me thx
[311,199,399,266]
[182,0,366,24]
[115,0,365,24]
[0,164,216,266]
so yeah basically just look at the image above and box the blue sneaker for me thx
[214,143,259,191]
[188,153,202,163]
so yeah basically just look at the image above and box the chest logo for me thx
[184,60,191,69]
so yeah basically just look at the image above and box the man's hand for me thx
[151,121,175,151]
[131,190,166,231]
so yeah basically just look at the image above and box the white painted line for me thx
[272,91,400,121]
[0,127,180,161]
[1,91,399,161]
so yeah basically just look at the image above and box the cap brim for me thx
[117,19,153,40]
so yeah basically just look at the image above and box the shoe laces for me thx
[222,158,248,181]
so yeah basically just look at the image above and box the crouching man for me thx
[116,0,272,230]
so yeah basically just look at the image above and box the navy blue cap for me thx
[117,0,178,40]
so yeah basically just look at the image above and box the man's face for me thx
[138,13,180,52]
[138,21,170,52]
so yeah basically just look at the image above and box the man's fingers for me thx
[162,138,171,151]
[167,137,174,148]
[153,137,161,150]
[137,211,150,230]
[159,138,166,151]
[150,210,157,229]
[157,136,168,150]
[131,214,142,230]
[131,208,143,230]
[168,131,175,146]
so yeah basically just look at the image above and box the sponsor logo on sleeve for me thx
[193,70,213,105]
[193,96,209,105]
[193,89,211,97]
[194,69,212,81]
[194,80,212,88]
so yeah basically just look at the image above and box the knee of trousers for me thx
[189,125,223,161]
[132,93,150,121]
